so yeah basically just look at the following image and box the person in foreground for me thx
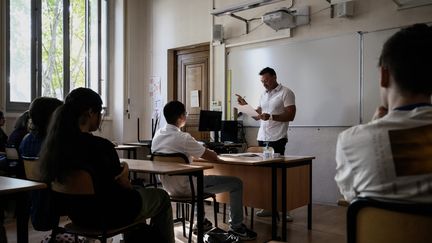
[0,111,7,153]
[335,24,432,202]
[236,67,296,220]
[39,88,174,243]
[152,100,257,241]
[7,110,30,150]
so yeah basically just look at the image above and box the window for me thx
[6,0,108,111]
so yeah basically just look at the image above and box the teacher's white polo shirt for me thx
[257,84,295,141]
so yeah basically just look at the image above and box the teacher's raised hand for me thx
[235,94,248,105]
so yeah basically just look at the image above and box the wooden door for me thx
[173,44,210,141]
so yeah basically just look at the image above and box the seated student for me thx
[0,111,7,153]
[151,100,257,241]
[7,110,30,149]
[335,24,432,202]
[39,88,175,243]
[20,98,62,158]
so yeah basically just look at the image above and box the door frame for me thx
[167,42,210,102]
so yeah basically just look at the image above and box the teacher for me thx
[236,66,296,219]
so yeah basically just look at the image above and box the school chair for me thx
[22,157,41,181]
[347,197,432,243]
[151,152,218,243]
[50,170,149,243]
[4,145,20,176]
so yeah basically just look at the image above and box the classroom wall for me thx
[125,0,432,205]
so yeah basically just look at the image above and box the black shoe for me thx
[228,224,257,241]
[192,218,213,234]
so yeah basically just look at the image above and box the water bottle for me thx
[263,144,274,159]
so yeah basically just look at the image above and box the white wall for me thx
[120,0,432,205]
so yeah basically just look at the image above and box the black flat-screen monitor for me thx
[198,110,222,132]
[221,120,239,143]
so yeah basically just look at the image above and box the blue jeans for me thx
[203,175,243,228]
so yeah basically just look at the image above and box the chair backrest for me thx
[5,146,19,160]
[388,125,432,176]
[347,197,432,243]
[150,152,189,164]
[150,152,195,196]
[22,157,42,181]
[51,170,95,195]
[247,146,265,153]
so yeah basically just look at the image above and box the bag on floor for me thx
[204,227,239,243]
[40,233,85,243]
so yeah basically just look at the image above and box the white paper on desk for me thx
[235,104,259,117]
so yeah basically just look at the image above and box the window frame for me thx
[5,0,109,112]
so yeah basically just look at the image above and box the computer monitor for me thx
[221,120,239,143]
[199,110,222,142]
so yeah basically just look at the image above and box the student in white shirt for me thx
[335,24,432,202]
[151,101,257,241]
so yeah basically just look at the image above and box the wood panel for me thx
[175,44,210,141]
[204,164,310,211]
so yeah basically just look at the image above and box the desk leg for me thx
[196,172,204,243]
[16,193,29,243]
[281,166,287,241]
[271,166,278,240]
[133,148,137,159]
[308,162,312,230]
[0,198,7,243]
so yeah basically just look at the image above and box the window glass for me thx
[41,0,64,99]
[9,0,31,103]
[70,0,86,90]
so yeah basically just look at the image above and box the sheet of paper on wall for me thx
[236,104,259,117]
[190,90,200,108]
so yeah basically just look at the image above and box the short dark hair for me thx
[259,67,276,76]
[379,23,432,95]
[0,111,4,119]
[163,101,186,125]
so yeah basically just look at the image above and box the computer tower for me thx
[221,121,239,143]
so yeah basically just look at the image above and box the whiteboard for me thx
[362,28,399,123]
[228,33,360,126]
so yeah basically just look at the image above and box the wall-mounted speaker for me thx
[213,24,224,42]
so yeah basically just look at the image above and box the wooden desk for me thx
[0,176,47,243]
[122,159,213,243]
[123,141,152,148]
[114,144,141,159]
[194,154,314,241]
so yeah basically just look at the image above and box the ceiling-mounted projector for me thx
[262,8,296,31]
[210,0,285,16]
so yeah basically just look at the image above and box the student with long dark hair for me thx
[39,88,174,242]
